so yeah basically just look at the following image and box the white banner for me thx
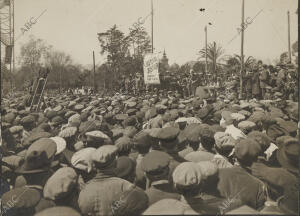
[143,53,160,84]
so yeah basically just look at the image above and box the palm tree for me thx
[198,42,226,78]
[233,54,255,71]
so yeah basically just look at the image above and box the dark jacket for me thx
[145,179,181,205]
[217,166,266,210]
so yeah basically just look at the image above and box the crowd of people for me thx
[112,61,298,102]
[1,77,298,215]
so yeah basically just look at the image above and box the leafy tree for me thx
[18,35,51,79]
[98,25,130,87]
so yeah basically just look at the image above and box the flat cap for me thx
[59,126,77,138]
[9,125,23,134]
[35,207,81,216]
[50,136,66,155]
[214,132,236,150]
[71,147,96,173]
[85,130,109,140]
[114,156,136,178]
[68,113,81,127]
[43,167,78,200]
[197,161,218,180]
[21,115,35,125]
[153,127,180,141]
[141,150,170,173]
[91,145,118,168]
[234,138,262,163]
[172,162,203,187]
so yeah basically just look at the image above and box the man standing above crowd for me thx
[258,61,269,100]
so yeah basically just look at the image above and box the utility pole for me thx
[12,0,15,77]
[213,41,216,79]
[151,0,154,53]
[93,51,96,91]
[205,25,208,76]
[240,0,245,99]
[287,10,291,63]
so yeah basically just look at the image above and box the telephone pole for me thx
[240,0,245,98]
[205,26,208,75]
[287,10,291,63]
[93,51,96,90]
[151,0,154,53]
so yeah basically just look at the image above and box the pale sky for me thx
[14,0,298,67]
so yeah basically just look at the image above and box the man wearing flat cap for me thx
[216,138,267,210]
[78,145,136,216]
[151,127,187,179]
[141,150,180,205]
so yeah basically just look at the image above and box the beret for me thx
[141,150,170,173]
[114,156,136,178]
[154,127,180,141]
[35,207,81,216]
[43,167,78,200]
[50,136,67,155]
[59,127,77,138]
[172,162,203,187]
[91,145,118,168]
[71,147,96,173]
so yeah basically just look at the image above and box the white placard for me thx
[143,53,160,84]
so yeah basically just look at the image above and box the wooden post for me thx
[240,0,245,98]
